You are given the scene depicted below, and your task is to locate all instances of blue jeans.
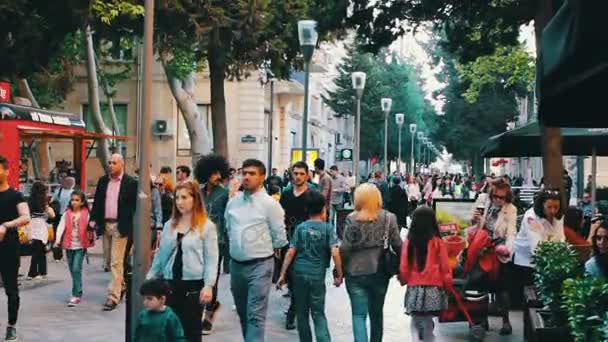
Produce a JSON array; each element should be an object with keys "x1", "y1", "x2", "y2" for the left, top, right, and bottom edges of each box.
[
  {"x1": 293, "y1": 273, "x2": 331, "y2": 342},
  {"x1": 66, "y1": 249, "x2": 86, "y2": 297},
  {"x1": 230, "y1": 257, "x2": 274, "y2": 342},
  {"x1": 346, "y1": 274, "x2": 390, "y2": 342}
]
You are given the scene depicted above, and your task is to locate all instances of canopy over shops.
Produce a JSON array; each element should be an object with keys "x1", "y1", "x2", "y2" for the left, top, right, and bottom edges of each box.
[{"x1": 480, "y1": 121, "x2": 608, "y2": 158}]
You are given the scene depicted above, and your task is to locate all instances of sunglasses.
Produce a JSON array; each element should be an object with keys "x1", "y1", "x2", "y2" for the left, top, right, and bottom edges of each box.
[{"x1": 492, "y1": 194, "x2": 507, "y2": 200}]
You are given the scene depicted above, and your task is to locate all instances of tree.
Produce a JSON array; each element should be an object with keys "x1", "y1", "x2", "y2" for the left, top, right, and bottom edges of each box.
[
  {"x1": 156, "y1": 0, "x2": 348, "y2": 163},
  {"x1": 348, "y1": 0, "x2": 564, "y2": 189},
  {"x1": 324, "y1": 42, "x2": 440, "y2": 166}
]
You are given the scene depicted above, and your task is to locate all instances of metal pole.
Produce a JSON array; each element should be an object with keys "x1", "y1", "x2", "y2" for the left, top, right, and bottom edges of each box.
[
  {"x1": 397, "y1": 125, "x2": 402, "y2": 174},
  {"x1": 268, "y1": 80, "x2": 274, "y2": 170},
  {"x1": 410, "y1": 134, "x2": 415, "y2": 175},
  {"x1": 417, "y1": 140, "x2": 421, "y2": 174},
  {"x1": 301, "y1": 61, "x2": 310, "y2": 162},
  {"x1": 130, "y1": 0, "x2": 153, "y2": 339},
  {"x1": 592, "y1": 146, "x2": 597, "y2": 215},
  {"x1": 354, "y1": 96, "x2": 361, "y2": 185},
  {"x1": 384, "y1": 112, "x2": 388, "y2": 176}
]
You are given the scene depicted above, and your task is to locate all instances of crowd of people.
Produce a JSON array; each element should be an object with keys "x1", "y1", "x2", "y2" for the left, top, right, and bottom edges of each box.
[{"x1": 1, "y1": 152, "x2": 607, "y2": 341}]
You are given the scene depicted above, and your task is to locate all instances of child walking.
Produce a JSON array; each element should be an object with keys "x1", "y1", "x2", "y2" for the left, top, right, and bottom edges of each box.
[
  {"x1": 55, "y1": 190, "x2": 94, "y2": 306},
  {"x1": 135, "y1": 279, "x2": 185, "y2": 341},
  {"x1": 276, "y1": 190, "x2": 343, "y2": 342},
  {"x1": 399, "y1": 207, "x2": 453, "y2": 341},
  {"x1": 27, "y1": 181, "x2": 55, "y2": 279}
]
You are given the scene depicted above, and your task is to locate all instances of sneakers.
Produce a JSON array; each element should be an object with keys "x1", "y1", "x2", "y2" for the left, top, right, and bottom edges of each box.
[
  {"x1": 202, "y1": 320, "x2": 213, "y2": 335},
  {"x1": 5, "y1": 326, "x2": 17, "y2": 341},
  {"x1": 68, "y1": 297, "x2": 81, "y2": 307}
]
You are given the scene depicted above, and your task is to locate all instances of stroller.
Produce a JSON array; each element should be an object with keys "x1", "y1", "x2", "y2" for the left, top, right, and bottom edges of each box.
[{"x1": 440, "y1": 228, "x2": 504, "y2": 341}]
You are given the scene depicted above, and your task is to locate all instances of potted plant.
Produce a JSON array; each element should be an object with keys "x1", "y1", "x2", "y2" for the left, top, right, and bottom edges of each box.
[
  {"x1": 528, "y1": 241, "x2": 580, "y2": 341},
  {"x1": 561, "y1": 276, "x2": 608, "y2": 342}
]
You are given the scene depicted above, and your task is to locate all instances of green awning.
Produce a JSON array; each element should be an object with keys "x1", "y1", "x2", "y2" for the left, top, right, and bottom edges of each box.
[
  {"x1": 480, "y1": 121, "x2": 608, "y2": 157},
  {"x1": 538, "y1": 0, "x2": 608, "y2": 127}
]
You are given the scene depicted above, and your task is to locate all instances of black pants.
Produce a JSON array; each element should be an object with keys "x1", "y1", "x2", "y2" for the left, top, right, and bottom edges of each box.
[
  {"x1": 28, "y1": 239, "x2": 47, "y2": 277},
  {"x1": 169, "y1": 280, "x2": 204, "y2": 342},
  {"x1": 509, "y1": 262, "x2": 535, "y2": 309},
  {"x1": 0, "y1": 236, "x2": 20, "y2": 325},
  {"x1": 52, "y1": 221, "x2": 63, "y2": 260}
]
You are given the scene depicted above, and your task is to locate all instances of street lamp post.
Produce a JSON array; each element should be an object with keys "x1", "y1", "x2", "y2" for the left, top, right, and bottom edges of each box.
[
  {"x1": 352, "y1": 72, "x2": 366, "y2": 185},
  {"x1": 297, "y1": 20, "x2": 318, "y2": 163},
  {"x1": 381, "y1": 98, "x2": 392, "y2": 177},
  {"x1": 409, "y1": 123, "x2": 417, "y2": 175},
  {"x1": 395, "y1": 113, "x2": 404, "y2": 173},
  {"x1": 416, "y1": 131, "x2": 424, "y2": 173}
]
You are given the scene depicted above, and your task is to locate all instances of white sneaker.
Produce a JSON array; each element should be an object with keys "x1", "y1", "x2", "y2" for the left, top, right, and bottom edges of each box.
[{"x1": 33, "y1": 275, "x2": 43, "y2": 280}]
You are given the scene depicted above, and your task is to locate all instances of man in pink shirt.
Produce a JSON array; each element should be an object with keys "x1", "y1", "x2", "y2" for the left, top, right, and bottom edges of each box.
[{"x1": 90, "y1": 154, "x2": 138, "y2": 311}]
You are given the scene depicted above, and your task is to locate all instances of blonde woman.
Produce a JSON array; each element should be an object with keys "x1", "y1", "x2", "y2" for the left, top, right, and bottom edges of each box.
[
  {"x1": 340, "y1": 183, "x2": 403, "y2": 342},
  {"x1": 147, "y1": 180, "x2": 219, "y2": 342}
]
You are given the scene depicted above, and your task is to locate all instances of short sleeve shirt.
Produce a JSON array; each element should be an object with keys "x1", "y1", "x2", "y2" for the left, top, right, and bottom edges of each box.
[
  {"x1": 290, "y1": 220, "x2": 337, "y2": 279},
  {"x1": 0, "y1": 188, "x2": 26, "y2": 241}
]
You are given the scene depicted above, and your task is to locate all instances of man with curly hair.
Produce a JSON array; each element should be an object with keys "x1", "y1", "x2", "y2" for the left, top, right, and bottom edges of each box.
[{"x1": 194, "y1": 154, "x2": 230, "y2": 335}]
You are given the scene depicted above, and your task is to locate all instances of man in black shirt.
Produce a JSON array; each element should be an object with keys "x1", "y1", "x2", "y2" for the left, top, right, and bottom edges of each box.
[
  {"x1": 278, "y1": 161, "x2": 312, "y2": 330},
  {"x1": 0, "y1": 155, "x2": 30, "y2": 341}
]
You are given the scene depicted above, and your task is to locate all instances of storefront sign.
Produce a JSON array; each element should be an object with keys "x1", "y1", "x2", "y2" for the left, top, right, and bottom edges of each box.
[
  {"x1": 0, "y1": 81, "x2": 10, "y2": 103},
  {"x1": 241, "y1": 135, "x2": 257, "y2": 143},
  {"x1": 341, "y1": 149, "x2": 353, "y2": 161},
  {"x1": 290, "y1": 149, "x2": 319, "y2": 167}
]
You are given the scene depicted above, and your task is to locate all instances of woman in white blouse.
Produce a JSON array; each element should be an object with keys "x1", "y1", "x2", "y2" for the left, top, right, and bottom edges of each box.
[{"x1": 512, "y1": 189, "x2": 565, "y2": 302}]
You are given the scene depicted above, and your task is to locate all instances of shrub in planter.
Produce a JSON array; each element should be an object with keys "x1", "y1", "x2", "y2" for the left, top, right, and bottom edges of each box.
[
  {"x1": 561, "y1": 276, "x2": 608, "y2": 342},
  {"x1": 533, "y1": 241, "x2": 581, "y2": 324}
]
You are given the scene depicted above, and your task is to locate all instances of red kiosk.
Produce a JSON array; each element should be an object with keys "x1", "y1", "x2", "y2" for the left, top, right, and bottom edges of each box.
[{"x1": 0, "y1": 103, "x2": 128, "y2": 191}]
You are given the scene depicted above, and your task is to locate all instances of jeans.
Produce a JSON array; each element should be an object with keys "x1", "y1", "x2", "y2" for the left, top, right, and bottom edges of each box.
[
  {"x1": 27, "y1": 239, "x2": 47, "y2": 277},
  {"x1": 66, "y1": 249, "x2": 86, "y2": 297},
  {"x1": 329, "y1": 203, "x2": 343, "y2": 226},
  {"x1": 293, "y1": 273, "x2": 331, "y2": 342},
  {"x1": 346, "y1": 274, "x2": 390, "y2": 342},
  {"x1": 0, "y1": 236, "x2": 20, "y2": 325},
  {"x1": 230, "y1": 257, "x2": 274, "y2": 342}
]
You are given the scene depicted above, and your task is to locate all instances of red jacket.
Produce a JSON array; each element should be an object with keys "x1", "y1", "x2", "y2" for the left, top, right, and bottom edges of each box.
[
  {"x1": 399, "y1": 237, "x2": 453, "y2": 288},
  {"x1": 564, "y1": 226, "x2": 588, "y2": 246},
  {"x1": 58, "y1": 209, "x2": 94, "y2": 249}
]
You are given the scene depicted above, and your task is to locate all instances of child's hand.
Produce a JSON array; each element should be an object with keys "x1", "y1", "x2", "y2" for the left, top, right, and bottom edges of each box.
[
  {"x1": 276, "y1": 275, "x2": 286, "y2": 290},
  {"x1": 333, "y1": 276, "x2": 343, "y2": 287},
  {"x1": 199, "y1": 286, "x2": 213, "y2": 304}
]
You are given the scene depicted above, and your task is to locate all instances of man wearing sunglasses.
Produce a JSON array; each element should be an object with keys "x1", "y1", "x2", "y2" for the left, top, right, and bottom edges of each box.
[{"x1": 90, "y1": 153, "x2": 138, "y2": 311}]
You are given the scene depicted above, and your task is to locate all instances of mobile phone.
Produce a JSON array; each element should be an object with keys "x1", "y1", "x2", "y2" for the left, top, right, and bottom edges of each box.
[{"x1": 476, "y1": 207, "x2": 485, "y2": 216}]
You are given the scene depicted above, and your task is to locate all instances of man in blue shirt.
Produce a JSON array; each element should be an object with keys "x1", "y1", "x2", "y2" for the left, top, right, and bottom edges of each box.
[
  {"x1": 277, "y1": 190, "x2": 343, "y2": 342},
  {"x1": 225, "y1": 159, "x2": 288, "y2": 342}
]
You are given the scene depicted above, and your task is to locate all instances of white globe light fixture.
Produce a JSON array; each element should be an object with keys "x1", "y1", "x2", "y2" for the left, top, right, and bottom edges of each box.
[
  {"x1": 297, "y1": 20, "x2": 318, "y2": 163},
  {"x1": 351, "y1": 71, "x2": 367, "y2": 185},
  {"x1": 381, "y1": 98, "x2": 392, "y2": 176}
]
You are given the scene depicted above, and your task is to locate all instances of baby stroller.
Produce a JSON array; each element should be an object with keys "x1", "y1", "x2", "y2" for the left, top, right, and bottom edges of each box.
[{"x1": 440, "y1": 228, "x2": 503, "y2": 341}]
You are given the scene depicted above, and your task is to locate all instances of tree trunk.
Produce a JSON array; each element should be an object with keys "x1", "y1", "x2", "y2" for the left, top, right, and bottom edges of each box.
[
  {"x1": 535, "y1": 0, "x2": 564, "y2": 196},
  {"x1": 160, "y1": 57, "x2": 212, "y2": 165},
  {"x1": 97, "y1": 56, "x2": 123, "y2": 155},
  {"x1": 16, "y1": 78, "x2": 53, "y2": 179},
  {"x1": 84, "y1": 25, "x2": 111, "y2": 168},
  {"x1": 207, "y1": 30, "x2": 229, "y2": 158}
]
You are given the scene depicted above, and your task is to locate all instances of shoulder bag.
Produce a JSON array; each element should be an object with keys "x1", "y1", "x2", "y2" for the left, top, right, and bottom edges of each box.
[{"x1": 381, "y1": 211, "x2": 400, "y2": 277}]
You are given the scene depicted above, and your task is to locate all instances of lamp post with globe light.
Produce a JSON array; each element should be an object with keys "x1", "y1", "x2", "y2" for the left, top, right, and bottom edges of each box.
[
  {"x1": 352, "y1": 72, "x2": 366, "y2": 184},
  {"x1": 409, "y1": 123, "x2": 417, "y2": 175},
  {"x1": 297, "y1": 20, "x2": 318, "y2": 162},
  {"x1": 416, "y1": 131, "x2": 424, "y2": 173},
  {"x1": 381, "y1": 98, "x2": 392, "y2": 177},
  {"x1": 395, "y1": 113, "x2": 405, "y2": 173}
]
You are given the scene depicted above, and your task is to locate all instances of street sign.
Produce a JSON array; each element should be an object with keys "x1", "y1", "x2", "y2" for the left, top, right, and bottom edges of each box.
[
  {"x1": 341, "y1": 149, "x2": 353, "y2": 161},
  {"x1": 291, "y1": 148, "x2": 319, "y2": 166},
  {"x1": 240, "y1": 135, "x2": 257, "y2": 143}
]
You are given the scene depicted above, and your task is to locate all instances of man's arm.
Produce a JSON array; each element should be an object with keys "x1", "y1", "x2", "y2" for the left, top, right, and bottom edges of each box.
[
  {"x1": 4, "y1": 202, "x2": 30, "y2": 229},
  {"x1": 267, "y1": 199, "x2": 288, "y2": 250}
]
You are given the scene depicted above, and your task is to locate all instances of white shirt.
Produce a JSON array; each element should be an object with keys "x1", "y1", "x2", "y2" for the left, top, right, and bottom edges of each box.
[
  {"x1": 408, "y1": 183, "x2": 421, "y2": 201},
  {"x1": 513, "y1": 207, "x2": 565, "y2": 268},
  {"x1": 225, "y1": 189, "x2": 288, "y2": 262}
]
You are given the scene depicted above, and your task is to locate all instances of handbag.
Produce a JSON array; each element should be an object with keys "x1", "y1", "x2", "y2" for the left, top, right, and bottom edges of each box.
[
  {"x1": 381, "y1": 211, "x2": 400, "y2": 277},
  {"x1": 47, "y1": 224, "x2": 55, "y2": 242},
  {"x1": 18, "y1": 224, "x2": 31, "y2": 245}
]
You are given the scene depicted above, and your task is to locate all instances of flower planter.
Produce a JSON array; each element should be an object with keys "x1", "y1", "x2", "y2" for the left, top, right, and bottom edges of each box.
[{"x1": 527, "y1": 308, "x2": 573, "y2": 342}]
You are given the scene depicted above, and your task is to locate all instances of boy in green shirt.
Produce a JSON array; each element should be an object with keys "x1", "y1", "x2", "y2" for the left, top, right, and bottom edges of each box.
[
  {"x1": 277, "y1": 191, "x2": 344, "y2": 342},
  {"x1": 135, "y1": 280, "x2": 185, "y2": 342}
]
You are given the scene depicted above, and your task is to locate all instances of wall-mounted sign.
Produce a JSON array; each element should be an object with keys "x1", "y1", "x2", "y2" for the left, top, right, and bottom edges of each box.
[
  {"x1": 290, "y1": 149, "x2": 319, "y2": 167},
  {"x1": 241, "y1": 135, "x2": 257, "y2": 143},
  {"x1": 341, "y1": 149, "x2": 353, "y2": 161}
]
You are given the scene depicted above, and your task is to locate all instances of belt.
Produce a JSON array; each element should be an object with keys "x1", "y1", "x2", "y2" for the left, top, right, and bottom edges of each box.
[
  {"x1": 105, "y1": 218, "x2": 118, "y2": 223},
  {"x1": 231, "y1": 255, "x2": 273, "y2": 265}
]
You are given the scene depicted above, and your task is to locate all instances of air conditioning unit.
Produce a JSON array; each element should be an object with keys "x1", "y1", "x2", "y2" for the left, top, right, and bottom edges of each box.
[{"x1": 152, "y1": 119, "x2": 173, "y2": 137}]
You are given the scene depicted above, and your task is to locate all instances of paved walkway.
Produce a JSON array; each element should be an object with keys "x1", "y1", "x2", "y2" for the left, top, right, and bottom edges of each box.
[{"x1": 0, "y1": 244, "x2": 523, "y2": 341}]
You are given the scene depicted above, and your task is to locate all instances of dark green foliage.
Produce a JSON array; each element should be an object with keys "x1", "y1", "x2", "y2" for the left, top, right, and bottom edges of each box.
[
  {"x1": 561, "y1": 276, "x2": 608, "y2": 342},
  {"x1": 323, "y1": 43, "x2": 440, "y2": 161}
]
